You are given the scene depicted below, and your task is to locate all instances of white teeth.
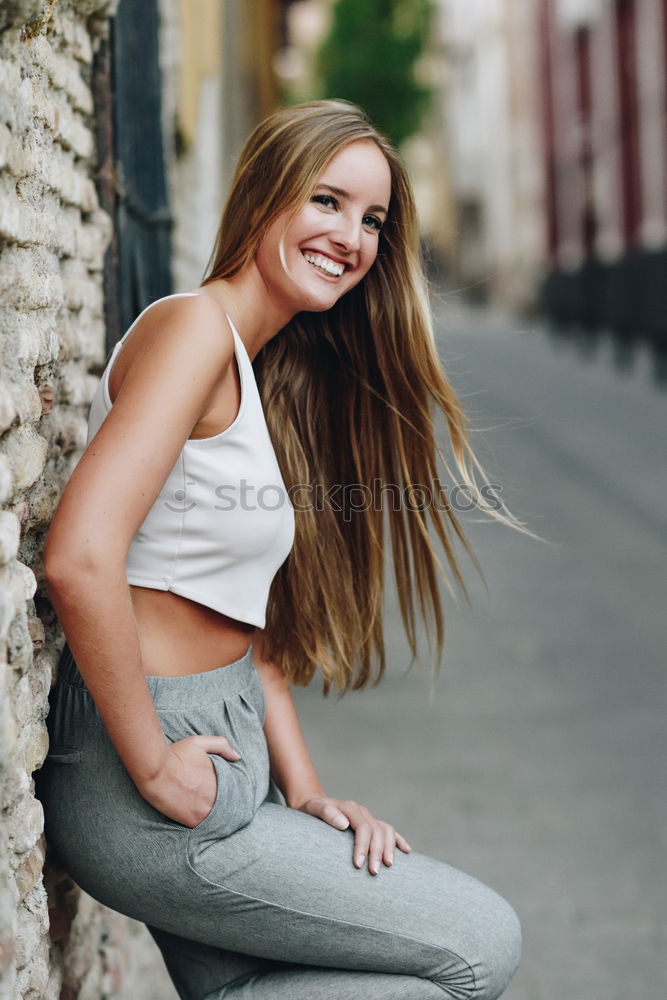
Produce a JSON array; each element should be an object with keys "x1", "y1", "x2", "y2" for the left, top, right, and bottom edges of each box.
[{"x1": 302, "y1": 251, "x2": 345, "y2": 277}]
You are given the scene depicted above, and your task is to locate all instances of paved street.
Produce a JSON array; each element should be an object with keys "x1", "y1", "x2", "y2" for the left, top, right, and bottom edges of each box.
[
  {"x1": 136, "y1": 298, "x2": 666, "y2": 999},
  {"x1": 291, "y1": 298, "x2": 667, "y2": 1000}
]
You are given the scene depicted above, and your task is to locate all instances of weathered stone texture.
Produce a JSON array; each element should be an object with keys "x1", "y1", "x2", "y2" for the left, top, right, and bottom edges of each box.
[{"x1": 0, "y1": 2, "x2": 173, "y2": 998}]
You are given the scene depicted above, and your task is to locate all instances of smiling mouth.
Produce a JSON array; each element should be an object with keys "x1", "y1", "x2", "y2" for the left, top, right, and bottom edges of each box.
[{"x1": 301, "y1": 251, "x2": 347, "y2": 278}]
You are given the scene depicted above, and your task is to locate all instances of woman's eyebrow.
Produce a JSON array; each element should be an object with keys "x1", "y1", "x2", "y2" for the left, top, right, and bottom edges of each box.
[{"x1": 316, "y1": 183, "x2": 388, "y2": 216}]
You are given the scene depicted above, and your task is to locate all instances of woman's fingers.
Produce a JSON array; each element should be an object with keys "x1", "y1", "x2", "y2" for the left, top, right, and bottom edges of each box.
[
  {"x1": 321, "y1": 801, "x2": 350, "y2": 829},
  {"x1": 395, "y1": 831, "x2": 412, "y2": 853},
  {"x1": 367, "y1": 821, "x2": 397, "y2": 874},
  {"x1": 341, "y1": 801, "x2": 411, "y2": 874},
  {"x1": 381, "y1": 825, "x2": 397, "y2": 868},
  {"x1": 297, "y1": 796, "x2": 412, "y2": 873},
  {"x1": 353, "y1": 816, "x2": 373, "y2": 871},
  {"x1": 194, "y1": 733, "x2": 241, "y2": 761},
  {"x1": 342, "y1": 802, "x2": 381, "y2": 874},
  {"x1": 298, "y1": 796, "x2": 350, "y2": 829}
]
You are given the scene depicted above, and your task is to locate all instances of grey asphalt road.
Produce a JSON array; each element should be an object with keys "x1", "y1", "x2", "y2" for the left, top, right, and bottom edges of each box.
[{"x1": 134, "y1": 298, "x2": 666, "y2": 999}]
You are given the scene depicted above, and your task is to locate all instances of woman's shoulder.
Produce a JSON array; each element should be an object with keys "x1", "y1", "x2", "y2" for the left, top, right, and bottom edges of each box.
[
  {"x1": 134, "y1": 290, "x2": 230, "y2": 333},
  {"x1": 122, "y1": 290, "x2": 234, "y2": 362},
  {"x1": 108, "y1": 291, "x2": 235, "y2": 406}
]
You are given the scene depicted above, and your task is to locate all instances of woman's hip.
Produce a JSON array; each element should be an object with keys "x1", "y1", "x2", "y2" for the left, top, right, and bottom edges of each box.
[{"x1": 35, "y1": 642, "x2": 272, "y2": 907}]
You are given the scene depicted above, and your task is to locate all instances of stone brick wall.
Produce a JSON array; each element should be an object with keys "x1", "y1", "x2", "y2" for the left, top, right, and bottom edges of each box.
[{"x1": 0, "y1": 2, "x2": 175, "y2": 997}]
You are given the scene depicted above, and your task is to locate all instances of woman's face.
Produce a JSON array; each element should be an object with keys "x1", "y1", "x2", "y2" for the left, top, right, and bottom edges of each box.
[{"x1": 255, "y1": 139, "x2": 392, "y2": 313}]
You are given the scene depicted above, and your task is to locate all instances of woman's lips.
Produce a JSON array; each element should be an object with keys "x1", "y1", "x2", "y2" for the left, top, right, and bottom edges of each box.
[{"x1": 301, "y1": 250, "x2": 347, "y2": 279}]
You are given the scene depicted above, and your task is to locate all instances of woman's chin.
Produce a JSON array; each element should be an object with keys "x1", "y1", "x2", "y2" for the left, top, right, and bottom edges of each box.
[{"x1": 296, "y1": 289, "x2": 345, "y2": 313}]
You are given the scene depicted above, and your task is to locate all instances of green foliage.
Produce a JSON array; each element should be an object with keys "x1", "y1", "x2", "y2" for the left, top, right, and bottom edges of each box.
[{"x1": 316, "y1": 0, "x2": 434, "y2": 149}]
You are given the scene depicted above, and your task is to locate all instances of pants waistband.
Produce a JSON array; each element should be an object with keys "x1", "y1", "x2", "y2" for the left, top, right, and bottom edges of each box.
[{"x1": 57, "y1": 642, "x2": 258, "y2": 708}]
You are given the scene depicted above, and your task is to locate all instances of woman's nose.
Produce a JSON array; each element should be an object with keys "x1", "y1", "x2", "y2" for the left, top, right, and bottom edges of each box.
[{"x1": 330, "y1": 215, "x2": 362, "y2": 252}]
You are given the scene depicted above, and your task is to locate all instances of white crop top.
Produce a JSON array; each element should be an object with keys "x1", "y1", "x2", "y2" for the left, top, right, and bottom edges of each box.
[{"x1": 86, "y1": 293, "x2": 295, "y2": 628}]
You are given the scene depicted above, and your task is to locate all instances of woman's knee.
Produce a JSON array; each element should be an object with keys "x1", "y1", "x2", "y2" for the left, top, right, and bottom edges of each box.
[
  {"x1": 430, "y1": 887, "x2": 522, "y2": 1000},
  {"x1": 477, "y1": 894, "x2": 522, "y2": 999},
  {"x1": 469, "y1": 892, "x2": 522, "y2": 1000}
]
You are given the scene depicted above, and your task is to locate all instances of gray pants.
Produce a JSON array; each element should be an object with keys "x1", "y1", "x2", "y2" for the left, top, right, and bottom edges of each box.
[{"x1": 35, "y1": 643, "x2": 521, "y2": 999}]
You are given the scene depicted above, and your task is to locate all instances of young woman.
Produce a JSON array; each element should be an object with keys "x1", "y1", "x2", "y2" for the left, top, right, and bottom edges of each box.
[{"x1": 37, "y1": 101, "x2": 526, "y2": 999}]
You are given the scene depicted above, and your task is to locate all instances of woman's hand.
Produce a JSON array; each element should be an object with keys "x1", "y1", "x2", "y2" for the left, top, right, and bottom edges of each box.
[
  {"x1": 139, "y1": 734, "x2": 241, "y2": 828},
  {"x1": 297, "y1": 796, "x2": 412, "y2": 874}
]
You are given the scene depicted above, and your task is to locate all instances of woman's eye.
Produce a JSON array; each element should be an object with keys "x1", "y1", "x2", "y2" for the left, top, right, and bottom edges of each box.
[
  {"x1": 312, "y1": 194, "x2": 338, "y2": 210},
  {"x1": 363, "y1": 215, "x2": 383, "y2": 232},
  {"x1": 311, "y1": 195, "x2": 383, "y2": 233}
]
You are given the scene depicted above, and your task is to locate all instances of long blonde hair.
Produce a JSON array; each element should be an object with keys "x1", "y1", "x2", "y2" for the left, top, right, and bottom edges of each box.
[{"x1": 202, "y1": 100, "x2": 536, "y2": 695}]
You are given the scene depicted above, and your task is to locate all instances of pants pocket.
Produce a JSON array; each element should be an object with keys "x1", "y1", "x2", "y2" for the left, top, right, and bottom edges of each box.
[
  {"x1": 44, "y1": 746, "x2": 82, "y2": 764},
  {"x1": 184, "y1": 751, "x2": 226, "y2": 832},
  {"x1": 44, "y1": 681, "x2": 86, "y2": 756},
  {"x1": 189, "y1": 752, "x2": 260, "y2": 849},
  {"x1": 151, "y1": 677, "x2": 272, "y2": 845},
  {"x1": 155, "y1": 706, "x2": 260, "y2": 841}
]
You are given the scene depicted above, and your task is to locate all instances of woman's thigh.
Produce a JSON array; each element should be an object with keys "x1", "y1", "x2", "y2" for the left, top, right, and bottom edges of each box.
[
  {"x1": 165, "y1": 797, "x2": 520, "y2": 1000},
  {"x1": 37, "y1": 647, "x2": 520, "y2": 998},
  {"x1": 147, "y1": 924, "x2": 467, "y2": 1000}
]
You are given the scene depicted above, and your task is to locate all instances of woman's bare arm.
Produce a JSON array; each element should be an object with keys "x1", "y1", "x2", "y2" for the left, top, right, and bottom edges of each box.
[
  {"x1": 251, "y1": 631, "x2": 412, "y2": 873},
  {"x1": 251, "y1": 632, "x2": 326, "y2": 809},
  {"x1": 44, "y1": 294, "x2": 240, "y2": 823}
]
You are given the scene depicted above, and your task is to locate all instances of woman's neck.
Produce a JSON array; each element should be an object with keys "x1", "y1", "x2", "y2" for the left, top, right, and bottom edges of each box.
[{"x1": 201, "y1": 269, "x2": 296, "y2": 362}]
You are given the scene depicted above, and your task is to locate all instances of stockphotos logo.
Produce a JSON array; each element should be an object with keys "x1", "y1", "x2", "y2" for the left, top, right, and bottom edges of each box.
[{"x1": 163, "y1": 479, "x2": 504, "y2": 522}]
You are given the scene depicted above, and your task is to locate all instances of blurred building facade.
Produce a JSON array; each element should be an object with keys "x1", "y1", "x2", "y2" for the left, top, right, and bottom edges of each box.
[
  {"x1": 160, "y1": 0, "x2": 281, "y2": 294},
  {"x1": 540, "y1": 0, "x2": 667, "y2": 359},
  {"x1": 97, "y1": 0, "x2": 284, "y2": 346},
  {"x1": 434, "y1": 0, "x2": 546, "y2": 310},
  {"x1": 273, "y1": 0, "x2": 461, "y2": 283}
]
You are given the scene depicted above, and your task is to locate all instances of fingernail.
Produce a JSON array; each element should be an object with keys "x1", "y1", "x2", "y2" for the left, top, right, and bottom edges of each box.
[
  {"x1": 388, "y1": 854, "x2": 394, "y2": 866},
  {"x1": 370, "y1": 861, "x2": 379, "y2": 875},
  {"x1": 356, "y1": 855, "x2": 364, "y2": 867},
  {"x1": 333, "y1": 816, "x2": 348, "y2": 829}
]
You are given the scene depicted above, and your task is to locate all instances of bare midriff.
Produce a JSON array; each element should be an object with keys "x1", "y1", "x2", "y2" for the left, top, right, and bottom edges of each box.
[{"x1": 130, "y1": 586, "x2": 256, "y2": 677}]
